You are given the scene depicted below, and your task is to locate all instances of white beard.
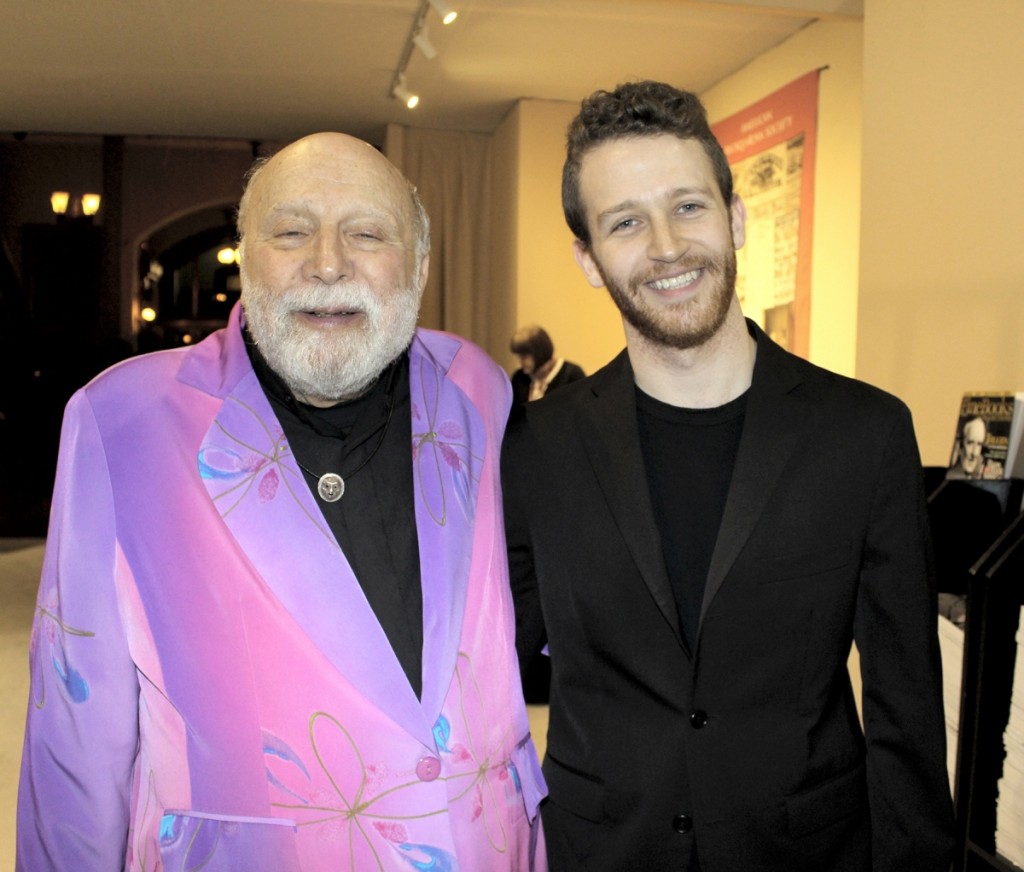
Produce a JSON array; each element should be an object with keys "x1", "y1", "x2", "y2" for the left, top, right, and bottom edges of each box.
[{"x1": 242, "y1": 274, "x2": 422, "y2": 403}]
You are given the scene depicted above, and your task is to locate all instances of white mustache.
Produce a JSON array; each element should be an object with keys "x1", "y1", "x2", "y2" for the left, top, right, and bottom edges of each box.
[{"x1": 274, "y1": 282, "x2": 380, "y2": 316}]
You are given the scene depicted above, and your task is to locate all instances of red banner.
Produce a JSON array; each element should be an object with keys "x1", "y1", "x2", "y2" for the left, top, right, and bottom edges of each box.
[{"x1": 711, "y1": 70, "x2": 821, "y2": 359}]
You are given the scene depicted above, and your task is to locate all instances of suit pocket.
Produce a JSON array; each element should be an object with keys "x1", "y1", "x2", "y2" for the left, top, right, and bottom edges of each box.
[
  {"x1": 756, "y1": 540, "x2": 855, "y2": 585},
  {"x1": 785, "y1": 762, "x2": 867, "y2": 838},
  {"x1": 158, "y1": 811, "x2": 298, "y2": 870},
  {"x1": 543, "y1": 753, "x2": 608, "y2": 823}
]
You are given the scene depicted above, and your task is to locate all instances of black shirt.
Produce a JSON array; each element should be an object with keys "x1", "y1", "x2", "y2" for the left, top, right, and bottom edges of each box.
[
  {"x1": 637, "y1": 387, "x2": 746, "y2": 650},
  {"x1": 246, "y1": 336, "x2": 424, "y2": 697}
]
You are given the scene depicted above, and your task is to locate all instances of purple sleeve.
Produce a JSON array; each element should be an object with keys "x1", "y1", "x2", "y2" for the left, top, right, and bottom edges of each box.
[{"x1": 17, "y1": 389, "x2": 142, "y2": 871}]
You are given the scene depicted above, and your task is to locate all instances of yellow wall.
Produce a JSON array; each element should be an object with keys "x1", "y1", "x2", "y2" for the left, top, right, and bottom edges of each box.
[
  {"x1": 858, "y1": 0, "x2": 1024, "y2": 466},
  {"x1": 492, "y1": 100, "x2": 625, "y2": 376},
  {"x1": 701, "y1": 19, "x2": 864, "y2": 378}
]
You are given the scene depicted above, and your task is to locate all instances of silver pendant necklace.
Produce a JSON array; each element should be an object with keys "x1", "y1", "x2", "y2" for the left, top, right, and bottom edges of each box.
[
  {"x1": 294, "y1": 407, "x2": 394, "y2": 502},
  {"x1": 292, "y1": 379, "x2": 397, "y2": 503}
]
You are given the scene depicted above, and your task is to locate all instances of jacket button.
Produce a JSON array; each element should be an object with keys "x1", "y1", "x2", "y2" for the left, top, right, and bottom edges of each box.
[
  {"x1": 415, "y1": 756, "x2": 441, "y2": 782},
  {"x1": 690, "y1": 709, "x2": 708, "y2": 729},
  {"x1": 672, "y1": 814, "x2": 693, "y2": 834}
]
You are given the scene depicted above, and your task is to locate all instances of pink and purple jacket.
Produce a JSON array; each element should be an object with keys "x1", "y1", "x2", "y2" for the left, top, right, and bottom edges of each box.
[{"x1": 17, "y1": 305, "x2": 546, "y2": 871}]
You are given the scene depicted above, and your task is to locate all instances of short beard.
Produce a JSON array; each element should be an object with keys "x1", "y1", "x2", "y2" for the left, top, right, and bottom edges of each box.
[
  {"x1": 601, "y1": 251, "x2": 737, "y2": 351},
  {"x1": 242, "y1": 273, "x2": 422, "y2": 403}
]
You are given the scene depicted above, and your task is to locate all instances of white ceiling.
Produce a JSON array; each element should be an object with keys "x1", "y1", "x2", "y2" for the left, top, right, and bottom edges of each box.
[{"x1": 0, "y1": 0, "x2": 862, "y2": 145}]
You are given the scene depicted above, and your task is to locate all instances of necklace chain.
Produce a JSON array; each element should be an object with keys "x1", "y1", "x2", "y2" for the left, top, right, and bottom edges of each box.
[{"x1": 290, "y1": 381, "x2": 397, "y2": 503}]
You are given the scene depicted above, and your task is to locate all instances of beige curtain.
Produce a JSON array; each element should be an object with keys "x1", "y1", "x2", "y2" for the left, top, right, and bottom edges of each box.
[{"x1": 384, "y1": 125, "x2": 511, "y2": 363}]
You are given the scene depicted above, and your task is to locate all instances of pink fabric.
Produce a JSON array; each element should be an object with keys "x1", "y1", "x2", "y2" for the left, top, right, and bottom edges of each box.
[{"x1": 18, "y1": 305, "x2": 546, "y2": 871}]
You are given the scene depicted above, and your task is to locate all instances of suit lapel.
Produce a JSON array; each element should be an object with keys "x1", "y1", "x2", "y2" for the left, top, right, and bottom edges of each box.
[
  {"x1": 578, "y1": 353, "x2": 686, "y2": 650},
  {"x1": 407, "y1": 333, "x2": 482, "y2": 730},
  {"x1": 198, "y1": 368, "x2": 434, "y2": 744},
  {"x1": 191, "y1": 319, "x2": 479, "y2": 749},
  {"x1": 700, "y1": 325, "x2": 806, "y2": 628}
]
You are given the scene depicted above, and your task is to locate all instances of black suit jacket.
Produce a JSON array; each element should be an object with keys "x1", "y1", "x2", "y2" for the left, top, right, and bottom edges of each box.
[{"x1": 502, "y1": 322, "x2": 954, "y2": 872}]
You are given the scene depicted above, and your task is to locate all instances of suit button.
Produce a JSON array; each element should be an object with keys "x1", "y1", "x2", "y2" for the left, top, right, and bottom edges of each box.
[
  {"x1": 690, "y1": 709, "x2": 708, "y2": 729},
  {"x1": 672, "y1": 814, "x2": 693, "y2": 834},
  {"x1": 415, "y1": 756, "x2": 441, "y2": 782}
]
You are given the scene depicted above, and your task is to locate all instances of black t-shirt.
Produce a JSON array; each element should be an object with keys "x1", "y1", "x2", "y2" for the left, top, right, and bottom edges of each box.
[{"x1": 636, "y1": 387, "x2": 747, "y2": 649}]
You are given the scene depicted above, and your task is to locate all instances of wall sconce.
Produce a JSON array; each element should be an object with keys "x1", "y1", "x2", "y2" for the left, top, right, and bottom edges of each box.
[
  {"x1": 216, "y1": 245, "x2": 240, "y2": 265},
  {"x1": 51, "y1": 191, "x2": 101, "y2": 218},
  {"x1": 50, "y1": 191, "x2": 70, "y2": 215}
]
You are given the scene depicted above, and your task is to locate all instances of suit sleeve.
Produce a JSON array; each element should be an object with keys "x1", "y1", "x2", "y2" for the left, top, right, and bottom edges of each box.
[
  {"x1": 854, "y1": 403, "x2": 955, "y2": 871},
  {"x1": 500, "y1": 406, "x2": 547, "y2": 678},
  {"x1": 17, "y1": 391, "x2": 141, "y2": 871}
]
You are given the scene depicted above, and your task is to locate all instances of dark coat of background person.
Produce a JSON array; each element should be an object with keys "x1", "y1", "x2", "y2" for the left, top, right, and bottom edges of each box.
[
  {"x1": 503, "y1": 320, "x2": 954, "y2": 872},
  {"x1": 511, "y1": 360, "x2": 587, "y2": 407}
]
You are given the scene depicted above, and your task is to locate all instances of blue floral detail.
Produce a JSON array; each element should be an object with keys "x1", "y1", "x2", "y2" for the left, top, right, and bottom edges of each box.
[
  {"x1": 197, "y1": 446, "x2": 248, "y2": 480},
  {"x1": 159, "y1": 814, "x2": 180, "y2": 844},
  {"x1": 432, "y1": 714, "x2": 452, "y2": 754},
  {"x1": 263, "y1": 729, "x2": 310, "y2": 804},
  {"x1": 31, "y1": 598, "x2": 94, "y2": 710},
  {"x1": 508, "y1": 761, "x2": 522, "y2": 794},
  {"x1": 397, "y1": 842, "x2": 457, "y2": 871},
  {"x1": 51, "y1": 651, "x2": 89, "y2": 702}
]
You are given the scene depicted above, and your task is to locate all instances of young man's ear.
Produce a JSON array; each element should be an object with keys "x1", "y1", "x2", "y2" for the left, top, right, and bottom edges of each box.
[{"x1": 573, "y1": 239, "x2": 606, "y2": 289}]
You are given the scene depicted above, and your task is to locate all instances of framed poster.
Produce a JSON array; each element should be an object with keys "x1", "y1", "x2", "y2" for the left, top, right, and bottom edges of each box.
[{"x1": 711, "y1": 70, "x2": 821, "y2": 359}]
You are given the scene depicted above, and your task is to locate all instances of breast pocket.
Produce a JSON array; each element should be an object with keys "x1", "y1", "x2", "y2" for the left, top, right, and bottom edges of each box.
[{"x1": 755, "y1": 540, "x2": 856, "y2": 586}]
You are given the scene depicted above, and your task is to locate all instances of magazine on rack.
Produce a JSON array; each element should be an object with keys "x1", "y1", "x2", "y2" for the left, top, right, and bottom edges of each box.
[{"x1": 946, "y1": 391, "x2": 1024, "y2": 481}]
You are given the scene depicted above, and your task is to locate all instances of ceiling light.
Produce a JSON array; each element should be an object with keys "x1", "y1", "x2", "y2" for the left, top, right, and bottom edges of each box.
[
  {"x1": 428, "y1": 0, "x2": 457, "y2": 25},
  {"x1": 412, "y1": 28, "x2": 437, "y2": 60},
  {"x1": 392, "y1": 78, "x2": 420, "y2": 109}
]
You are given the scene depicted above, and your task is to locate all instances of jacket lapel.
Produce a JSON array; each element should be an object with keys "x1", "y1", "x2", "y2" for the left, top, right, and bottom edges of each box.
[
  {"x1": 407, "y1": 332, "x2": 482, "y2": 729},
  {"x1": 198, "y1": 366, "x2": 435, "y2": 744},
  {"x1": 191, "y1": 314, "x2": 477, "y2": 748},
  {"x1": 699, "y1": 323, "x2": 806, "y2": 628},
  {"x1": 577, "y1": 352, "x2": 686, "y2": 650}
]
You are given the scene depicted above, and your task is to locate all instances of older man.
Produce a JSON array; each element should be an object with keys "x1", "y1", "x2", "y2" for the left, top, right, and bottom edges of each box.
[{"x1": 18, "y1": 133, "x2": 545, "y2": 871}]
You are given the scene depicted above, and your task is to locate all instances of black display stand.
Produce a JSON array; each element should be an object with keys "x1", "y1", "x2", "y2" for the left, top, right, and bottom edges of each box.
[{"x1": 937, "y1": 476, "x2": 1024, "y2": 872}]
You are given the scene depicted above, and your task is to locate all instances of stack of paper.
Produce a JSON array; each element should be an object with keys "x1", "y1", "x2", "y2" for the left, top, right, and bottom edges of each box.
[{"x1": 938, "y1": 614, "x2": 964, "y2": 792}]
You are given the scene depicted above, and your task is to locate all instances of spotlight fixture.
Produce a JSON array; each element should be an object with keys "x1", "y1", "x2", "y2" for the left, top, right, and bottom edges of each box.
[
  {"x1": 412, "y1": 27, "x2": 437, "y2": 60},
  {"x1": 428, "y1": 0, "x2": 457, "y2": 25},
  {"x1": 392, "y1": 77, "x2": 420, "y2": 109}
]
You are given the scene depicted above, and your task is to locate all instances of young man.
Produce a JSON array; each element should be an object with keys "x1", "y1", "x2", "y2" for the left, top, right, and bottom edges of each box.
[
  {"x1": 502, "y1": 81, "x2": 954, "y2": 872},
  {"x1": 18, "y1": 132, "x2": 545, "y2": 871}
]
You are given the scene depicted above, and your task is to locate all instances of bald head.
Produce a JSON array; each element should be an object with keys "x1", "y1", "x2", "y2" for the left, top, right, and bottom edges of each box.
[{"x1": 237, "y1": 132, "x2": 429, "y2": 265}]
